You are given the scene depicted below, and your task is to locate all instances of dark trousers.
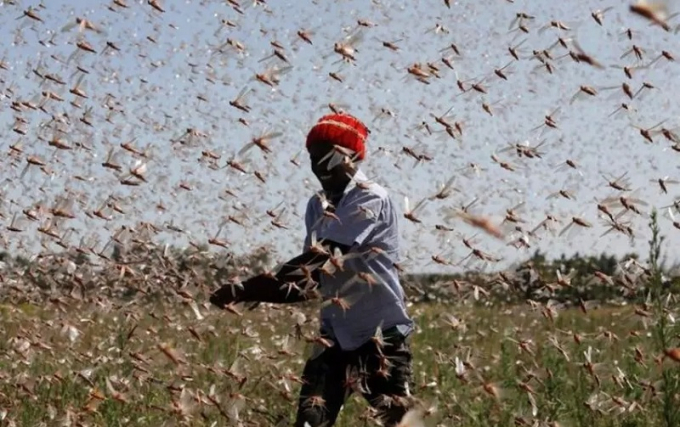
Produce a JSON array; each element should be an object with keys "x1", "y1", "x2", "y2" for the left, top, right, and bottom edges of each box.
[{"x1": 295, "y1": 330, "x2": 414, "y2": 427}]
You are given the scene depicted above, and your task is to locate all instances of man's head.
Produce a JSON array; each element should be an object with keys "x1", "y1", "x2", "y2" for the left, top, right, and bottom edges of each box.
[{"x1": 306, "y1": 113, "x2": 368, "y2": 194}]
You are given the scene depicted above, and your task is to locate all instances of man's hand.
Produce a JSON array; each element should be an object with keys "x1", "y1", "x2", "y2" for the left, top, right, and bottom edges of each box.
[
  {"x1": 210, "y1": 240, "x2": 350, "y2": 310},
  {"x1": 209, "y1": 284, "x2": 243, "y2": 309}
]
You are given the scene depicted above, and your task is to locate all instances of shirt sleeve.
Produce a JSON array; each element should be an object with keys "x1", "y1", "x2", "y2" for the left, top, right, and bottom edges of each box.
[{"x1": 316, "y1": 191, "x2": 382, "y2": 247}]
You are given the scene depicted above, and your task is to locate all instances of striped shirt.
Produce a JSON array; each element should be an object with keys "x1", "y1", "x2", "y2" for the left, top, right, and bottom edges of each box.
[{"x1": 303, "y1": 169, "x2": 414, "y2": 350}]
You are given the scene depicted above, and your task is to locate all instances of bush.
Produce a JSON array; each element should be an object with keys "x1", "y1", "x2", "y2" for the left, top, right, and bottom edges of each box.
[{"x1": 0, "y1": 241, "x2": 676, "y2": 307}]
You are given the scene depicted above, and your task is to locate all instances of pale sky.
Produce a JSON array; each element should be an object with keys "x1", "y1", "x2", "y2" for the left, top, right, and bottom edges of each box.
[{"x1": 0, "y1": 0, "x2": 679, "y2": 274}]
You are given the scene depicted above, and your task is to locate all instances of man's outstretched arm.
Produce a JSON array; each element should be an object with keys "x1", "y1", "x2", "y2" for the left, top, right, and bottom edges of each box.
[{"x1": 209, "y1": 240, "x2": 351, "y2": 307}]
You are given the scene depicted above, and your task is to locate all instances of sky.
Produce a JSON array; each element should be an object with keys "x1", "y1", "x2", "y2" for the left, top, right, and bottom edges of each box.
[{"x1": 0, "y1": 0, "x2": 679, "y2": 274}]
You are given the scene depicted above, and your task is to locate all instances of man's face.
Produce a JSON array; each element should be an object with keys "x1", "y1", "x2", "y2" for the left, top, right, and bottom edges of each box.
[{"x1": 308, "y1": 141, "x2": 353, "y2": 194}]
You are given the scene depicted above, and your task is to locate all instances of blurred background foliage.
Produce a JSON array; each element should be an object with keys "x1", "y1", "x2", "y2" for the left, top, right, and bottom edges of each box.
[{"x1": 1, "y1": 243, "x2": 677, "y2": 308}]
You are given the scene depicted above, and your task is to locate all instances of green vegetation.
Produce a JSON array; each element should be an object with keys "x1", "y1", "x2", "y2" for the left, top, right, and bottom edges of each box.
[
  {"x1": 1, "y1": 296, "x2": 679, "y2": 425},
  {"x1": 0, "y1": 215, "x2": 679, "y2": 425}
]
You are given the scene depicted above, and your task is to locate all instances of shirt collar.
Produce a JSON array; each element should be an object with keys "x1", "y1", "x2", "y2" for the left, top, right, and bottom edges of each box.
[
  {"x1": 321, "y1": 168, "x2": 368, "y2": 208},
  {"x1": 343, "y1": 168, "x2": 367, "y2": 195}
]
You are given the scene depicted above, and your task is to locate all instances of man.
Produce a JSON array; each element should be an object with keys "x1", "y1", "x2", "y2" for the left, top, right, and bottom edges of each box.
[{"x1": 210, "y1": 112, "x2": 415, "y2": 426}]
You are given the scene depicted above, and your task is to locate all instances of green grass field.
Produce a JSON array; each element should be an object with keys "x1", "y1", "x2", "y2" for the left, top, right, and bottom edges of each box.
[{"x1": 2, "y1": 296, "x2": 679, "y2": 427}]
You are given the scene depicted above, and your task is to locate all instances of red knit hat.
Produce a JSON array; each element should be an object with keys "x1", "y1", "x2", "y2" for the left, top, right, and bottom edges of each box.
[{"x1": 306, "y1": 113, "x2": 368, "y2": 160}]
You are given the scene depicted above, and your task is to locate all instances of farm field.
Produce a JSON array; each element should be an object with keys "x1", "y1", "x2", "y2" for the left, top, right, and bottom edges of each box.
[{"x1": 1, "y1": 291, "x2": 679, "y2": 427}]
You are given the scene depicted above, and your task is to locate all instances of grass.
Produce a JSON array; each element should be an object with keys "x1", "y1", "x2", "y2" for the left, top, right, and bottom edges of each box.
[
  {"x1": 0, "y1": 214, "x2": 677, "y2": 426},
  {"x1": 0, "y1": 298, "x2": 678, "y2": 426}
]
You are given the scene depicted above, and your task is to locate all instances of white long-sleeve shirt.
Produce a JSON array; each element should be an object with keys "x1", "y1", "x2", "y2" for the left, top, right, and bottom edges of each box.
[{"x1": 303, "y1": 169, "x2": 414, "y2": 351}]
